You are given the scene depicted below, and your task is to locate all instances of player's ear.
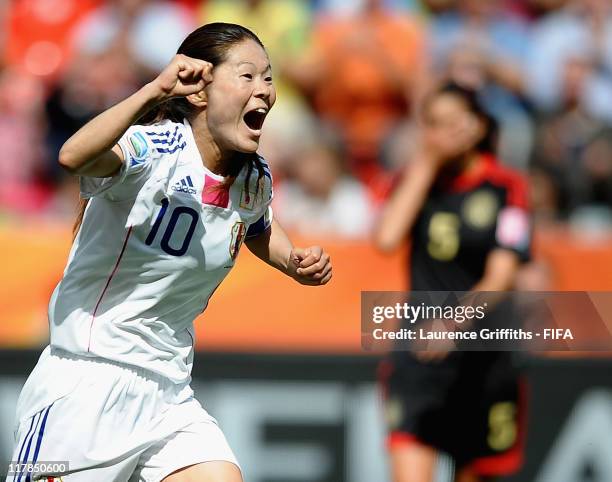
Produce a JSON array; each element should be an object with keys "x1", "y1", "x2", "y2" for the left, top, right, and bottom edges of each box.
[
  {"x1": 474, "y1": 117, "x2": 487, "y2": 142},
  {"x1": 186, "y1": 90, "x2": 207, "y2": 108},
  {"x1": 467, "y1": 114, "x2": 486, "y2": 143}
]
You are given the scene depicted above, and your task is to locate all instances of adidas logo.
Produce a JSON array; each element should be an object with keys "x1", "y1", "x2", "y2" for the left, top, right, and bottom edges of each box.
[{"x1": 171, "y1": 175, "x2": 197, "y2": 194}]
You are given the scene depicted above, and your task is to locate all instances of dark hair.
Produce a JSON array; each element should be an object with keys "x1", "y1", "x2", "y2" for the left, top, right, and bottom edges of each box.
[
  {"x1": 74, "y1": 23, "x2": 268, "y2": 238},
  {"x1": 422, "y1": 82, "x2": 499, "y2": 155},
  {"x1": 147, "y1": 22, "x2": 264, "y2": 125}
]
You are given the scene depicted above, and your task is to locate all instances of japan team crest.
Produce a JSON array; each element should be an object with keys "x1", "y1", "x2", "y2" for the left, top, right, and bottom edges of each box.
[{"x1": 229, "y1": 221, "x2": 247, "y2": 260}]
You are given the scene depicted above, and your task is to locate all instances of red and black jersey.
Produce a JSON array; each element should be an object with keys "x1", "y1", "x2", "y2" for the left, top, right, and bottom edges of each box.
[
  {"x1": 410, "y1": 154, "x2": 531, "y2": 291},
  {"x1": 381, "y1": 155, "x2": 531, "y2": 476}
]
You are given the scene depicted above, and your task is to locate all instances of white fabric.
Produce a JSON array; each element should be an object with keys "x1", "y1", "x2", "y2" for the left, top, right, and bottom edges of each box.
[
  {"x1": 6, "y1": 346, "x2": 239, "y2": 482},
  {"x1": 49, "y1": 118, "x2": 273, "y2": 384}
]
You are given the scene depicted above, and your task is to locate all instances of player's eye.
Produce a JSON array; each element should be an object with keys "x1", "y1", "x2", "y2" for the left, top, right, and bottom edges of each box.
[
  {"x1": 241, "y1": 73, "x2": 253, "y2": 80},
  {"x1": 265, "y1": 76, "x2": 273, "y2": 83}
]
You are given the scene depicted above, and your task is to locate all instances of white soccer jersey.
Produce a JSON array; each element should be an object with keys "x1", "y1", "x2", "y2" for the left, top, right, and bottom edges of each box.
[{"x1": 48, "y1": 118, "x2": 273, "y2": 383}]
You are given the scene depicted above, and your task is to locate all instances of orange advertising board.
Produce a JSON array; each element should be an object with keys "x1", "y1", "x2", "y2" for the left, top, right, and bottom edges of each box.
[{"x1": 0, "y1": 221, "x2": 610, "y2": 352}]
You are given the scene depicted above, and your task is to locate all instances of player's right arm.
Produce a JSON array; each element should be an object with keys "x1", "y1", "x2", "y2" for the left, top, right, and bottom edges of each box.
[
  {"x1": 374, "y1": 155, "x2": 439, "y2": 253},
  {"x1": 58, "y1": 55, "x2": 212, "y2": 177}
]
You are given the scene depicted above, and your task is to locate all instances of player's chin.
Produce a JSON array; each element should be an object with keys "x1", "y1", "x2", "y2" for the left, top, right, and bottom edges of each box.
[
  {"x1": 234, "y1": 127, "x2": 262, "y2": 153},
  {"x1": 234, "y1": 137, "x2": 260, "y2": 154}
]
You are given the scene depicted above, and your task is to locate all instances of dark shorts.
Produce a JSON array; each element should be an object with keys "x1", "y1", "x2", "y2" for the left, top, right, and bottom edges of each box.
[{"x1": 379, "y1": 351, "x2": 527, "y2": 476}]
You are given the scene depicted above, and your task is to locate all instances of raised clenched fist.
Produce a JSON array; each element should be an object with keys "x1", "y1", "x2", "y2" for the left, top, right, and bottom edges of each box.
[{"x1": 151, "y1": 54, "x2": 213, "y2": 101}]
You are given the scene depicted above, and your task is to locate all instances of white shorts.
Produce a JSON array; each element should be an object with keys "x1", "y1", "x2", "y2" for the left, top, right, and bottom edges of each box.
[{"x1": 5, "y1": 346, "x2": 239, "y2": 482}]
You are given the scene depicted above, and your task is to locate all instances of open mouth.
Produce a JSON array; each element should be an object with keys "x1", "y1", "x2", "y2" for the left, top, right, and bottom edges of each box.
[{"x1": 243, "y1": 108, "x2": 267, "y2": 132}]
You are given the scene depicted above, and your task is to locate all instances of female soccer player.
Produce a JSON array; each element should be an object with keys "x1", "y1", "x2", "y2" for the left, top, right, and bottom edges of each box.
[
  {"x1": 376, "y1": 83, "x2": 530, "y2": 482},
  {"x1": 7, "y1": 23, "x2": 331, "y2": 482}
]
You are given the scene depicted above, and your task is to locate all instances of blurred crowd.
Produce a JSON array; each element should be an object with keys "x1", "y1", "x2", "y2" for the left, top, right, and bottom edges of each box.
[{"x1": 1, "y1": 0, "x2": 611, "y2": 238}]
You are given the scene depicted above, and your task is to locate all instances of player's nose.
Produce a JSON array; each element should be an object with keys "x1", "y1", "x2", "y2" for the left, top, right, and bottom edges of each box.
[{"x1": 253, "y1": 78, "x2": 272, "y2": 103}]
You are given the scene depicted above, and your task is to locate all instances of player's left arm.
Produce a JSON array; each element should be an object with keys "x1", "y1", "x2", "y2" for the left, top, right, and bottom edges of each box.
[
  {"x1": 472, "y1": 249, "x2": 522, "y2": 291},
  {"x1": 460, "y1": 198, "x2": 532, "y2": 318},
  {"x1": 475, "y1": 170, "x2": 531, "y2": 291},
  {"x1": 245, "y1": 218, "x2": 332, "y2": 286}
]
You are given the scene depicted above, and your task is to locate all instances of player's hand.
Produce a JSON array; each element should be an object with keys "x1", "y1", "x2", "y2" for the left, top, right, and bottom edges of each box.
[
  {"x1": 150, "y1": 54, "x2": 213, "y2": 101},
  {"x1": 420, "y1": 112, "x2": 484, "y2": 168},
  {"x1": 289, "y1": 246, "x2": 332, "y2": 286}
]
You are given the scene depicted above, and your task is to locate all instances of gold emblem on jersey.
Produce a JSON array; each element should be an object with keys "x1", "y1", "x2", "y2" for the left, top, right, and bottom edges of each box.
[
  {"x1": 229, "y1": 221, "x2": 247, "y2": 260},
  {"x1": 462, "y1": 190, "x2": 499, "y2": 229}
]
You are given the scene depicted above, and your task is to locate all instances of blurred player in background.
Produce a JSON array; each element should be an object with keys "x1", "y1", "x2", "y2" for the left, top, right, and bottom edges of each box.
[
  {"x1": 6, "y1": 22, "x2": 331, "y2": 482},
  {"x1": 376, "y1": 83, "x2": 531, "y2": 482}
]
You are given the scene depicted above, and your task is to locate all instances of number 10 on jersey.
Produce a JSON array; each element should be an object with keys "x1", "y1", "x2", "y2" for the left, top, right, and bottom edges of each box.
[{"x1": 145, "y1": 198, "x2": 199, "y2": 256}]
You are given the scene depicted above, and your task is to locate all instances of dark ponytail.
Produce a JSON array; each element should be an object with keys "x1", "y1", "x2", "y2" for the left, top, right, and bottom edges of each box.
[{"x1": 73, "y1": 198, "x2": 88, "y2": 239}]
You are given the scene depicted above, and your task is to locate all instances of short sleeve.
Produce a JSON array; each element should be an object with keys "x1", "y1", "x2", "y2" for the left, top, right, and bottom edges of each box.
[
  {"x1": 494, "y1": 173, "x2": 531, "y2": 262},
  {"x1": 245, "y1": 156, "x2": 274, "y2": 239},
  {"x1": 79, "y1": 125, "x2": 157, "y2": 201},
  {"x1": 246, "y1": 206, "x2": 273, "y2": 239}
]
